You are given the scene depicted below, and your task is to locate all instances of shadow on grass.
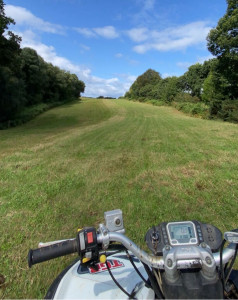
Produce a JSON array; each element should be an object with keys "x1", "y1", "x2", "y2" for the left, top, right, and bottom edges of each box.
[
  {"x1": 23, "y1": 104, "x2": 88, "y2": 132},
  {"x1": 0, "y1": 99, "x2": 83, "y2": 131}
]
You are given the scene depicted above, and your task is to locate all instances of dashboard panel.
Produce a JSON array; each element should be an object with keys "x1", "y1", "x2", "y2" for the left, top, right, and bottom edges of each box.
[{"x1": 145, "y1": 220, "x2": 223, "y2": 255}]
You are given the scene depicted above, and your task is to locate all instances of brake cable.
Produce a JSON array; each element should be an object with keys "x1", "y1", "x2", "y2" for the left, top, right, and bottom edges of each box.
[
  {"x1": 220, "y1": 237, "x2": 238, "y2": 292},
  {"x1": 225, "y1": 244, "x2": 238, "y2": 284},
  {"x1": 105, "y1": 243, "x2": 164, "y2": 298},
  {"x1": 105, "y1": 246, "x2": 156, "y2": 299},
  {"x1": 142, "y1": 262, "x2": 165, "y2": 299},
  {"x1": 220, "y1": 239, "x2": 226, "y2": 291},
  {"x1": 125, "y1": 249, "x2": 152, "y2": 289},
  {"x1": 105, "y1": 258, "x2": 135, "y2": 299}
]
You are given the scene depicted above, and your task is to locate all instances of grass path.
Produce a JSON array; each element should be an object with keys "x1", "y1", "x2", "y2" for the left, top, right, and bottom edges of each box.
[{"x1": 0, "y1": 98, "x2": 238, "y2": 298}]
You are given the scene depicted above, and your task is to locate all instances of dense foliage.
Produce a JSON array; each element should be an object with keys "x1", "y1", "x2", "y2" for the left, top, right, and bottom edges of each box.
[
  {"x1": 206, "y1": 0, "x2": 238, "y2": 102},
  {"x1": 0, "y1": 0, "x2": 85, "y2": 128},
  {"x1": 125, "y1": 0, "x2": 238, "y2": 122}
]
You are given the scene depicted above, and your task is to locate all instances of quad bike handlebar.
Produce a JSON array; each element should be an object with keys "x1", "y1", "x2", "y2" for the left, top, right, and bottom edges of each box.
[
  {"x1": 28, "y1": 239, "x2": 77, "y2": 267},
  {"x1": 27, "y1": 211, "x2": 238, "y2": 299},
  {"x1": 28, "y1": 228, "x2": 237, "y2": 271}
]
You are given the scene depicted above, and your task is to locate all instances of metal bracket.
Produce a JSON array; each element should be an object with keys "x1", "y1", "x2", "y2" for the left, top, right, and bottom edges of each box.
[{"x1": 104, "y1": 209, "x2": 125, "y2": 233}]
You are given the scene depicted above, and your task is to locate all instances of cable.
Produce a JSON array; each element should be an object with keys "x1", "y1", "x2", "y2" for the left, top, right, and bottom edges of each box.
[
  {"x1": 220, "y1": 239, "x2": 226, "y2": 291},
  {"x1": 105, "y1": 243, "x2": 164, "y2": 298},
  {"x1": 142, "y1": 262, "x2": 164, "y2": 299},
  {"x1": 106, "y1": 260, "x2": 135, "y2": 299},
  {"x1": 225, "y1": 244, "x2": 238, "y2": 284},
  {"x1": 153, "y1": 268, "x2": 164, "y2": 296},
  {"x1": 220, "y1": 229, "x2": 238, "y2": 290},
  {"x1": 106, "y1": 249, "x2": 125, "y2": 257},
  {"x1": 125, "y1": 249, "x2": 152, "y2": 289}
]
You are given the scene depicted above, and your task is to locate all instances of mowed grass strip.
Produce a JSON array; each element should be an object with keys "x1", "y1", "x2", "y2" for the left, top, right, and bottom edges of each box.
[{"x1": 0, "y1": 98, "x2": 238, "y2": 298}]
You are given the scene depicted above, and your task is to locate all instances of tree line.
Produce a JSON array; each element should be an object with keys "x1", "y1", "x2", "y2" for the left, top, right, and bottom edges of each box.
[
  {"x1": 0, "y1": 0, "x2": 85, "y2": 128},
  {"x1": 125, "y1": 0, "x2": 238, "y2": 122}
]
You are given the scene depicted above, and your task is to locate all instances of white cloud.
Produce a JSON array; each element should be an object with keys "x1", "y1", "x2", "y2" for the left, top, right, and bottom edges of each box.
[
  {"x1": 93, "y1": 26, "x2": 119, "y2": 39},
  {"x1": 132, "y1": 0, "x2": 158, "y2": 27},
  {"x1": 143, "y1": 0, "x2": 155, "y2": 11},
  {"x1": 128, "y1": 59, "x2": 139, "y2": 65},
  {"x1": 133, "y1": 44, "x2": 150, "y2": 54},
  {"x1": 17, "y1": 30, "x2": 90, "y2": 78},
  {"x1": 74, "y1": 27, "x2": 96, "y2": 38},
  {"x1": 4, "y1": 5, "x2": 133, "y2": 98},
  {"x1": 5, "y1": 5, "x2": 64, "y2": 34},
  {"x1": 126, "y1": 27, "x2": 148, "y2": 42},
  {"x1": 75, "y1": 26, "x2": 119, "y2": 39},
  {"x1": 15, "y1": 29, "x2": 132, "y2": 98},
  {"x1": 80, "y1": 44, "x2": 91, "y2": 52},
  {"x1": 115, "y1": 53, "x2": 123, "y2": 58},
  {"x1": 84, "y1": 73, "x2": 135, "y2": 97},
  {"x1": 75, "y1": 20, "x2": 211, "y2": 54},
  {"x1": 130, "y1": 21, "x2": 212, "y2": 53}
]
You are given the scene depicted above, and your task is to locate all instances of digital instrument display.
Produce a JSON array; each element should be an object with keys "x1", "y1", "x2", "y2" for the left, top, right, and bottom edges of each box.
[{"x1": 167, "y1": 221, "x2": 198, "y2": 245}]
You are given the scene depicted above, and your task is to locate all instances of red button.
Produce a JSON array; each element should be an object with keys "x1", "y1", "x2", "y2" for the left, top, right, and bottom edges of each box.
[{"x1": 87, "y1": 232, "x2": 93, "y2": 244}]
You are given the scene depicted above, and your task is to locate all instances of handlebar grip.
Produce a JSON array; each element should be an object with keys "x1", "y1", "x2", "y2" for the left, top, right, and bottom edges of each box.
[{"x1": 28, "y1": 239, "x2": 78, "y2": 267}]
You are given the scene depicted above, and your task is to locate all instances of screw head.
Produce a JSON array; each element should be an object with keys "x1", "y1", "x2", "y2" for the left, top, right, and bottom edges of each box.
[
  {"x1": 167, "y1": 259, "x2": 173, "y2": 267},
  {"x1": 115, "y1": 218, "x2": 121, "y2": 226},
  {"x1": 165, "y1": 245, "x2": 170, "y2": 251},
  {"x1": 205, "y1": 256, "x2": 212, "y2": 265},
  {"x1": 201, "y1": 242, "x2": 206, "y2": 248}
]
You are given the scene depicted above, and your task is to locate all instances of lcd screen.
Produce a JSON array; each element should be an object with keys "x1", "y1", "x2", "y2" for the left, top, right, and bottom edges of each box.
[{"x1": 167, "y1": 222, "x2": 197, "y2": 244}]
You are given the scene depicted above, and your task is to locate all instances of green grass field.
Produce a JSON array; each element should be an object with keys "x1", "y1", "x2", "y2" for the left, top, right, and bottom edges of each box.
[{"x1": 1, "y1": 98, "x2": 238, "y2": 298}]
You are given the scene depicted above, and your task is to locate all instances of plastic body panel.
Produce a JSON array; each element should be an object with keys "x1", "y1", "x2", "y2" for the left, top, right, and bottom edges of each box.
[{"x1": 46, "y1": 252, "x2": 154, "y2": 299}]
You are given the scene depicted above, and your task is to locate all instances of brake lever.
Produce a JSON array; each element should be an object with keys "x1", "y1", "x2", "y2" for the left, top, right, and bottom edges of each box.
[
  {"x1": 38, "y1": 239, "x2": 75, "y2": 248},
  {"x1": 224, "y1": 232, "x2": 238, "y2": 244}
]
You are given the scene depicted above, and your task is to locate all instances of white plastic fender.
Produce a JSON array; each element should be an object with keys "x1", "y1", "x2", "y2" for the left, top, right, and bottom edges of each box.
[{"x1": 53, "y1": 252, "x2": 155, "y2": 299}]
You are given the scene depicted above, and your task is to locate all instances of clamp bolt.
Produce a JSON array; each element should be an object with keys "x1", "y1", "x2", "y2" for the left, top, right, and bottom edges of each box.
[
  {"x1": 167, "y1": 259, "x2": 173, "y2": 267},
  {"x1": 115, "y1": 218, "x2": 121, "y2": 226},
  {"x1": 165, "y1": 245, "x2": 170, "y2": 251},
  {"x1": 201, "y1": 242, "x2": 206, "y2": 248},
  {"x1": 205, "y1": 256, "x2": 212, "y2": 265}
]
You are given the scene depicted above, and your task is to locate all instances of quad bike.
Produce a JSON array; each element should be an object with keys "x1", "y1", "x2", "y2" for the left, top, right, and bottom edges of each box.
[{"x1": 28, "y1": 209, "x2": 238, "y2": 299}]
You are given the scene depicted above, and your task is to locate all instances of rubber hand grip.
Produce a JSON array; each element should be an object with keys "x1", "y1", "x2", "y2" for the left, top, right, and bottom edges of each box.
[{"x1": 28, "y1": 239, "x2": 77, "y2": 267}]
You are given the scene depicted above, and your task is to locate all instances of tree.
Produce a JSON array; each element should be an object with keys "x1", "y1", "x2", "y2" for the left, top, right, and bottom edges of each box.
[
  {"x1": 128, "y1": 69, "x2": 162, "y2": 100},
  {"x1": 207, "y1": 0, "x2": 238, "y2": 57},
  {"x1": 0, "y1": 0, "x2": 22, "y2": 69},
  {"x1": 42, "y1": 63, "x2": 85, "y2": 103},
  {"x1": 180, "y1": 64, "x2": 207, "y2": 98},
  {"x1": 0, "y1": 0, "x2": 25, "y2": 122},
  {"x1": 64, "y1": 72, "x2": 85, "y2": 100},
  {"x1": 207, "y1": 0, "x2": 238, "y2": 99},
  {"x1": 136, "y1": 69, "x2": 162, "y2": 87},
  {"x1": 159, "y1": 77, "x2": 180, "y2": 103},
  {"x1": 0, "y1": 66, "x2": 25, "y2": 122},
  {"x1": 0, "y1": 0, "x2": 85, "y2": 126},
  {"x1": 20, "y1": 48, "x2": 48, "y2": 105},
  {"x1": 202, "y1": 72, "x2": 219, "y2": 104},
  {"x1": 139, "y1": 84, "x2": 155, "y2": 99}
]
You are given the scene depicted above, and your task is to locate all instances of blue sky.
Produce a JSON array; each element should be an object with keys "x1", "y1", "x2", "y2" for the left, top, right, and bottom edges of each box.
[{"x1": 5, "y1": 0, "x2": 227, "y2": 97}]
